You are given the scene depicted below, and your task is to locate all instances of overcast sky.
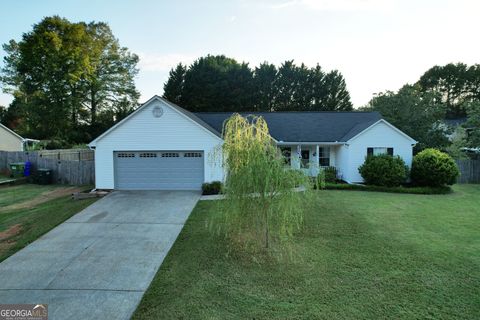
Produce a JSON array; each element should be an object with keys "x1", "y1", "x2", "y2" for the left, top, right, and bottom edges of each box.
[{"x1": 0, "y1": 0, "x2": 479, "y2": 108}]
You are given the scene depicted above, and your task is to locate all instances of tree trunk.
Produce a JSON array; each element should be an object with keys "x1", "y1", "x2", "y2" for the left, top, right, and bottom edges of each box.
[
  {"x1": 91, "y1": 88, "x2": 97, "y2": 126},
  {"x1": 71, "y1": 87, "x2": 77, "y2": 128},
  {"x1": 264, "y1": 205, "x2": 269, "y2": 249}
]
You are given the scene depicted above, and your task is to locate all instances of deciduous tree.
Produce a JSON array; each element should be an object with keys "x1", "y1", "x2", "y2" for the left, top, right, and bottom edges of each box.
[
  {"x1": 418, "y1": 63, "x2": 480, "y2": 118},
  {"x1": 464, "y1": 101, "x2": 480, "y2": 147},
  {"x1": 209, "y1": 114, "x2": 311, "y2": 256},
  {"x1": 0, "y1": 16, "x2": 139, "y2": 141},
  {"x1": 364, "y1": 85, "x2": 449, "y2": 152}
]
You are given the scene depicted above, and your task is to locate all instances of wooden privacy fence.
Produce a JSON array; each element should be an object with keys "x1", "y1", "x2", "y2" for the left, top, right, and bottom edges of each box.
[
  {"x1": 0, "y1": 150, "x2": 95, "y2": 185},
  {"x1": 456, "y1": 159, "x2": 480, "y2": 184},
  {"x1": 37, "y1": 148, "x2": 94, "y2": 161}
]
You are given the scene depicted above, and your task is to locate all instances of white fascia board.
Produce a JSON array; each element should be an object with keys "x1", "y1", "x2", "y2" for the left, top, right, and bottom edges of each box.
[{"x1": 346, "y1": 119, "x2": 417, "y2": 144}]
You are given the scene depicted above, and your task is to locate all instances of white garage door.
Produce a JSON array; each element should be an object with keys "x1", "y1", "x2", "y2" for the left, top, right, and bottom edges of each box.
[{"x1": 114, "y1": 151, "x2": 204, "y2": 190}]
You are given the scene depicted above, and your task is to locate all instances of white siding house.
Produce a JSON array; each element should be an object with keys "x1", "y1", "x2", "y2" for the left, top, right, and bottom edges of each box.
[
  {"x1": 89, "y1": 97, "x2": 223, "y2": 190},
  {"x1": 0, "y1": 123, "x2": 24, "y2": 151},
  {"x1": 340, "y1": 120, "x2": 416, "y2": 183},
  {"x1": 89, "y1": 96, "x2": 416, "y2": 190}
]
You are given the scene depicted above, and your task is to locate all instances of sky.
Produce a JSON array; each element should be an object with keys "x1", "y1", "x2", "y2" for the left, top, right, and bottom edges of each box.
[{"x1": 0, "y1": 0, "x2": 479, "y2": 108}]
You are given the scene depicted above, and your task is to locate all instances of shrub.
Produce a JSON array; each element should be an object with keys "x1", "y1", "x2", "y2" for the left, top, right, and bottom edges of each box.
[
  {"x1": 358, "y1": 154, "x2": 408, "y2": 187},
  {"x1": 315, "y1": 171, "x2": 326, "y2": 190},
  {"x1": 323, "y1": 166, "x2": 337, "y2": 183},
  {"x1": 323, "y1": 182, "x2": 451, "y2": 194},
  {"x1": 411, "y1": 148, "x2": 460, "y2": 186},
  {"x1": 202, "y1": 181, "x2": 223, "y2": 195}
]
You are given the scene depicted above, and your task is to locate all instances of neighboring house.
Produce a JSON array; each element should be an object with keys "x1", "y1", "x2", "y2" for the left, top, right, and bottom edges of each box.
[
  {"x1": 89, "y1": 96, "x2": 416, "y2": 190},
  {"x1": 0, "y1": 123, "x2": 25, "y2": 151},
  {"x1": 442, "y1": 117, "x2": 467, "y2": 141}
]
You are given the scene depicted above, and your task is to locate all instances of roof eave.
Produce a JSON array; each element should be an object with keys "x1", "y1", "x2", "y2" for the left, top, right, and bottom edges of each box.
[{"x1": 89, "y1": 96, "x2": 223, "y2": 147}]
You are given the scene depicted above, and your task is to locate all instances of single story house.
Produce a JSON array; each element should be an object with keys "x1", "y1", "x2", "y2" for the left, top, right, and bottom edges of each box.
[
  {"x1": 89, "y1": 95, "x2": 416, "y2": 190},
  {"x1": 0, "y1": 123, "x2": 25, "y2": 151}
]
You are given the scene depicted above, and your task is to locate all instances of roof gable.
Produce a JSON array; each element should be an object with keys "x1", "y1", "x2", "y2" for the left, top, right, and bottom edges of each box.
[
  {"x1": 0, "y1": 123, "x2": 23, "y2": 141},
  {"x1": 89, "y1": 96, "x2": 221, "y2": 146},
  {"x1": 345, "y1": 119, "x2": 417, "y2": 144}
]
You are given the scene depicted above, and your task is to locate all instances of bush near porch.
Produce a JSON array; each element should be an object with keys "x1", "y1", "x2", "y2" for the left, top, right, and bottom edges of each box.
[{"x1": 358, "y1": 154, "x2": 408, "y2": 187}]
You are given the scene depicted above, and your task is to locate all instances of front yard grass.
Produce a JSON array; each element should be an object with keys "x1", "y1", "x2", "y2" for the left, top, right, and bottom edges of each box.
[
  {"x1": 0, "y1": 184, "x2": 97, "y2": 262},
  {"x1": 0, "y1": 184, "x2": 60, "y2": 207},
  {"x1": 133, "y1": 184, "x2": 480, "y2": 319}
]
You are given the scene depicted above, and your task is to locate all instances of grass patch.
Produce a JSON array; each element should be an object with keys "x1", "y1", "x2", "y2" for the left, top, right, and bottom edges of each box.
[
  {"x1": 0, "y1": 185, "x2": 97, "y2": 262},
  {"x1": 324, "y1": 182, "x2": 452, "y2": 194},
  {"x1": 133, "y1": 184, "x2": 480, "y2": 319},
  {"x1": 0, "y1": 184, "x2": 62, "y2": 207}
]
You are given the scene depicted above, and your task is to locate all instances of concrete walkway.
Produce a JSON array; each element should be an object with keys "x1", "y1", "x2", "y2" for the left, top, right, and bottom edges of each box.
[{"x1": 0, "y1": 190, "x2": 200, "y2": 319}]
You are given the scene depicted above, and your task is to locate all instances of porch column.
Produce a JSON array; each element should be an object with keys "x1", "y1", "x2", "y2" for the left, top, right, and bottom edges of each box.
[
  {"x1": 313, "y1": 145, "x2": 320, "y2": 176},
  {"x1": 292, "y1": 145, "x2": 301, "y2": 170}
]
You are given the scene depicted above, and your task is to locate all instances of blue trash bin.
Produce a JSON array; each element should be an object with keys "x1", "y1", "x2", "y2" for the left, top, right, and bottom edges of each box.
[{"x1": 24, "y1": 161, "x2": 32, "y2": 177}]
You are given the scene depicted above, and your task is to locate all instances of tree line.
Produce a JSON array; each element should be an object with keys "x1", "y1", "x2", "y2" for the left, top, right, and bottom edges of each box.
[
  {"x1": 163, "y1": 55, "x2": 353, "y2": 112},
  {"x1": 0, "y1": 16, "x2": 139, "y2": 144},
  {"x1": 0, "y1": 16, "x2": 478, "y2": 153},
  {"x1": 363, "y1": 63, "x2": 480, "y2": 153}
]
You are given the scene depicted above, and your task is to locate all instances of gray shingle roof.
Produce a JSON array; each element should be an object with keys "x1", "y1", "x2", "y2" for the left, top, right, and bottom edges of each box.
[{"x1": 194, "y1": 111, "x2": 382, "y2": 142}]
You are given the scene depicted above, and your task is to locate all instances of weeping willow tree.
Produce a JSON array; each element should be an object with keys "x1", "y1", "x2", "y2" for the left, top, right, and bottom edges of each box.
[{"x1": 210, "y1": 114, "x2": 312, "y2": 256}]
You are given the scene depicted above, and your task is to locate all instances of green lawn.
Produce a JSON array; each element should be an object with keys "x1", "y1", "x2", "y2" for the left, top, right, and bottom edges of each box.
[
  {"x1": 0, "y1": 184, "x2": 97, "y2": 262},
  {"x1": 0, "y1": 184, "x2": 62, "y2": 207},
  {"x1": 133, "y1": 184, "x2": 480, "y2": 319}
]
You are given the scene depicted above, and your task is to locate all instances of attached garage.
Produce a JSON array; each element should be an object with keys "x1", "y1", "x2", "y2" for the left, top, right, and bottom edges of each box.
[
  {"x1": 88, "y1": 96, "x2": 224, "y2": 191},
  {"x1": 114, "y1": 151, "x2": 204, "y2": 190}
]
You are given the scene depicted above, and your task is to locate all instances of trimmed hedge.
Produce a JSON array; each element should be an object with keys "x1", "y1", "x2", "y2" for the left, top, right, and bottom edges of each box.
[
  {"x1": 411, "y1": 148, "x2": 460, "y2": 187},
  {"x1": 323, "y1": 182, "x2": 452, "y2": 195},
  {"x1": 201, "y1": 181, "x2": 223, "y2": 195},
  {"x1": 358, "y1": 154, "x2": 409, "y2": 187},
  {"x1": 323, "y1": 166, "x2": 337, "y2": 183}
]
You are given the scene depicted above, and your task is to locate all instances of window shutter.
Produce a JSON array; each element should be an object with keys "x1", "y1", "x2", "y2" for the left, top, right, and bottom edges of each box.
[
  {"x1": 367, "y1": 148, "x2": 373, "y2": 156},
  {"x1": 387, "y1": 148, "x2": 394, "y2": 156}
]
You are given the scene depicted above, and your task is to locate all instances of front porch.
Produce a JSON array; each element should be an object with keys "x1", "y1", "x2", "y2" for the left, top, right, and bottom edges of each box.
[{"x1": 279, "y1": 143, "x2": 342, "y2": 178}]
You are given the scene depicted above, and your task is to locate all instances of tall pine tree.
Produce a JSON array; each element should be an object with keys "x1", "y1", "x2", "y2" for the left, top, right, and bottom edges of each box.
[{"x1": 163, "y1": 63, "x2": 186, "y2": 105}]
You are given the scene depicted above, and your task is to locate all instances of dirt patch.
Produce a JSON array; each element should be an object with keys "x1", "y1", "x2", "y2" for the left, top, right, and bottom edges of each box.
[
  {"x1": 0, "y1": 224, "x2": 21, "y2": 241},
  {"x1": 0, "y1": 224, "x2": 22, "y2": 254},
  {"x1": 0, "y1": 186, "x2": 84, "y2": 213}
]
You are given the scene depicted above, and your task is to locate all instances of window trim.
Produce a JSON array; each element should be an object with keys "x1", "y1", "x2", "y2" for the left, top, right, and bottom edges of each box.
[
  {"x1": 319, "y1": 147, "x2": 330, "y2": 167},
  {"x1": 301, "y1": 150, "x2": 310, "y2": 168},
  {"x1": 367, "y1": 147, "x2": 394, "y2": 156}
]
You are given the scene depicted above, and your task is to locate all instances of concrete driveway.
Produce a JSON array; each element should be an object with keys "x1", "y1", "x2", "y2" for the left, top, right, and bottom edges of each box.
[{"x1": 0, "y1": 190, "x2": 200, "y2": 319}]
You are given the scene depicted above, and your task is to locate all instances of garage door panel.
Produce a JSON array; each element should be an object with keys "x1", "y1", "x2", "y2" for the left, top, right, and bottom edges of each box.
[{"x1": 114, "y1": 151, "x2": 204, "y2": 190}]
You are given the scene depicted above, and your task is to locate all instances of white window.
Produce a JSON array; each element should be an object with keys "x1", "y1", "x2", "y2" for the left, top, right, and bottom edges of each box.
[
  {"x1": 117, "y1": 153, "x2": 135, "y2": 158},
  {"x1": 184, "y1": 152, "x2": 202, "y2": 158},
  {"x1": 319, "y1": 147, "x2": 330, "y2": 167},
  {"x1": 374, "y1": 147, "x2": 388, "y2": 155},
  {"x1": 162, "y1": 152, "x2": 179, "y2": 158},
  {"x1": 140, "y1": 152, "x2": 157, "y2": 158},
  {"x1": 367, "y1": 147, "x2": 394, "y2": 156}
]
